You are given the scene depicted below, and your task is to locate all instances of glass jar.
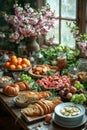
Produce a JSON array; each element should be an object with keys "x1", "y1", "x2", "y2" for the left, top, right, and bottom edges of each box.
[
  {"x1": 18, "y1": 43, "x2": 27, "y2": 57},
  {"x1": 68, "y1": 67, "x2": 78, "y2": 83},
  {"x1": 57, "y1": 53, "x2": 67, "y2": 71},
  {"x1": 77, "y1": 58, "x2": 87, "y2": 72}
]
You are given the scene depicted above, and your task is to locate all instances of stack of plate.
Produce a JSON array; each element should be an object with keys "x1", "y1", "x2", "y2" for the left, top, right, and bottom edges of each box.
[{"x1": 53, "y1": 102, "x2": 86, "y2": 128}]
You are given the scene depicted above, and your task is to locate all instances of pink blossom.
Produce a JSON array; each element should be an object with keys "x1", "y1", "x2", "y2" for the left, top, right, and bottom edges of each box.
[
  {"x1": 3, "y1": 3, "x2": 58, "y2": 43},
  {"x1": 0, "y1": 33, "x2": 5, "y2": 38},
  {"x1": 9, "y1": 32, "x2": 19, "y2": 42}
]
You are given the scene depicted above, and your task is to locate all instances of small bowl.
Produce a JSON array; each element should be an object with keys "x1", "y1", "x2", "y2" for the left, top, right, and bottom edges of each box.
[
  {"x1": 0, "y1": 76, "x2": 13, "y2": 88},
  {"x1": 13, "y1": 95, "x2": 30, "y2": 108},
  {"x1": 0, "y1": 80, "x2": 13, "y2": 88}
]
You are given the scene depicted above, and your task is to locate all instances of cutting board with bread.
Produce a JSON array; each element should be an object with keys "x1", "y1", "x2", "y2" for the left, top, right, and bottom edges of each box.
[{"x1": 21, "y1": 97, "x2": 62, "y2": 122}]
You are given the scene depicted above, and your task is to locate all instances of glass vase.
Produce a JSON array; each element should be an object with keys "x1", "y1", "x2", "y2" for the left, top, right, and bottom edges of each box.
[{"x1": 27, "y1": 36, "x2": 40, "y2": 56}]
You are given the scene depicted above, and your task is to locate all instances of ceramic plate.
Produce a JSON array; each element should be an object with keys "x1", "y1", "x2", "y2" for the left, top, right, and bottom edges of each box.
[
  {"x1": 52, "y1": 113, "x2": 87, "y2": 128},
  {"x1": 54, "y1": 102, "x2": 85, "y2": 119}
]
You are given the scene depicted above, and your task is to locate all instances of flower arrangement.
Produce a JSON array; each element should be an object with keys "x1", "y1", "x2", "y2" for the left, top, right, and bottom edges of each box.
[
  {"x1": 0, "y1": 32, "x2": 5, "y2": 38},
  {"x1": 67, "y1": 22, "x2": 87, "y2": 57},
  {"x1": 3, "y1": 3, "x2": 58, "y2": 43}
]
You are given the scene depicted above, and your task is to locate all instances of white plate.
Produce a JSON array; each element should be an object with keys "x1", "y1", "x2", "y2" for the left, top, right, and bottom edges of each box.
[
  {"x1": 52, "y1": 113, "x2": 87, "y2": 128},
  {"x1": 54, "y1": 102, "x2": 85, "y2": 119}
]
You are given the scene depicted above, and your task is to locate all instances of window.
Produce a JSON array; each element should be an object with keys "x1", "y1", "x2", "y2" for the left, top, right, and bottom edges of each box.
[
  {"x1": 39, "y1": 0, "x2": 87, "y2": 48},
  {"x1": 46, "y1": 0, "x2": 77, "y2": 48}
]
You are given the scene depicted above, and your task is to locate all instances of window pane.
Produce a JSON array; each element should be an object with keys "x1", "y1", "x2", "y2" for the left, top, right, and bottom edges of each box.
[
  {"x1": 86, "y1": 24, "x2": 87, "y2": 33},
  {"x1": 61, "y1": 0, "x2": 76, "y2": 19},
  {"x1": 46, "y1": 0, "x2": 59, "y2": 43},
  {"x1": 61, "y1": 20, "x2": 75, "y2": 48},
  {"x1": 46, "y1": 21, "x2": 59, "y2": 44},
  {"x1": 46, "y1": 0, "x2": 59, "y2": 16}
]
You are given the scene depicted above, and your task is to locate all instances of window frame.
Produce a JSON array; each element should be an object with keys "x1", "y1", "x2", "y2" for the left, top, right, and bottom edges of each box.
[{"x1": 37, "y1": 0, "x2": 87, "y2": 44}]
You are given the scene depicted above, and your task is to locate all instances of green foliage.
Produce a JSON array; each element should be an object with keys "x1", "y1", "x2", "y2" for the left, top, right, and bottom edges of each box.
[
  {"x1": 30, "y1": 81, "x2": 45, "y2": 92},
  {"x1": 46, "y1": 70, "x2": 55, "y2": 76},
  {"x1": 34, "y1": 44, "x2": 80, "y2": 67}
]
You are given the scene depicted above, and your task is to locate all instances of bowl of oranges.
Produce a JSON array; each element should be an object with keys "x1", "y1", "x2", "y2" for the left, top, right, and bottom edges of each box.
[{"x1": 4, "y1": 55, "x2": 31, "y2": 71}]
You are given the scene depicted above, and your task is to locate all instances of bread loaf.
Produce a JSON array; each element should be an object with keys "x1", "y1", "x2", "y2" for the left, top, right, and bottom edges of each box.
[
  {"x1": 16, "y1": 90, "x2": 52, "y2": 104},
  {"x1": 22, "y1": 104, "x2": 41, "y2": 116},
  {"x1": 3, "y1": 81, "x2": 30, "y2": 96},
  {"x1": 16, "y1": 81, "x2": 30, "y2": 91},
  {"x1": 22, "y1": 99, "x2": 61, "y2": 117},
  {"x1": 3, "y1": 84, "x2": 20, "y2": 96}
]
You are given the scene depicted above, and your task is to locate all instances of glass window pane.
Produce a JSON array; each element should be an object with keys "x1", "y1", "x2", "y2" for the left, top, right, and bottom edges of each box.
[
  {"x1": 46, "y1": 0, "x2": 59, "y2": 16},
  {"x1": 46, "y1": 21, "x2": 59, "y2": 44},
  {"x1": 46, "y1": 0, "x2": 59, "y2": 43},
  {"x1": 86, "y1": 24, "x2": 87, "y2": 33},
  {"x1": 61, "y1": 20, "x2": 75, "y2": 48},
  {"x1": 61, "y1": 0, "x2": 76, "y2": 19}
]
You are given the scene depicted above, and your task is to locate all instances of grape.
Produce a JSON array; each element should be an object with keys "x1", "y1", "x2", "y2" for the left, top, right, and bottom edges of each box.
[
  {"x1": 20, "y1": 74, "x2": 31, "y2": 83},
  {"x1": 70, "y1": 93, "x2": 86, "y2": 104},
  {"x1": 59, "y1": 90, "x2": 65, "y2": 96},
  {"x1": 74, "y1": 82, "x2": 84, "y2": 90},
  {"x1": 64, "y1": 88, "x2": 70, "y2": 95}
]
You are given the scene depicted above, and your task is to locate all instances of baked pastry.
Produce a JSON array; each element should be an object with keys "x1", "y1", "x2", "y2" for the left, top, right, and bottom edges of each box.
[
  {"x1": 22, "y1": 81, "x2": 30, "y2": 90},
  {"x1": 16, "y1": 81, "x2": 30, "y2": 91},
  {"x1": 3, "y1": 84, "x2": 20, "y2": 96},
  {"x1": 3, "y1": 81, "x2": 30, "y2": 96}
]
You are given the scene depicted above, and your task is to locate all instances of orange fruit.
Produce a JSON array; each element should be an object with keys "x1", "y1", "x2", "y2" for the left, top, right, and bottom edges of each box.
[
  {"x1": 22, "y1": 58, "x2": 30, "y2": 66},
  {"x1": 17, "y1": 57, "x2": 22, "y2": 65},
  {"x1": 11, "y1": 58, "x2": 18, "y2": 65},
  {"x1": 4, "y1": 61, "x2": 10, "y2": 68},
  {"x1": 16, "y1": 65, "x2": 22, "y2": 69},
  {"x1": 9, "y1": 64, "x2": 16, "y2": 70},
  {"x1": 22, "y1": 64, "x2": 27, "y2": 68},
  {"x1": 11, "y1": 55, "x2": 17, "y2": 60}
]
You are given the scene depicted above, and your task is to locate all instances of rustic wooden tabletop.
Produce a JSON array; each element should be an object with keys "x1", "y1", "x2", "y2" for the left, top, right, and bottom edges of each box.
[{"x1": 0, "y1": 90, "x2": 85, "y2": 130}]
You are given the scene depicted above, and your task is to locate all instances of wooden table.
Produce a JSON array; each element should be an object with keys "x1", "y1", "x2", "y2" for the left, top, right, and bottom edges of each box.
[{"x1": 0, "y1": 91, "x2": 85, "y2": 130}]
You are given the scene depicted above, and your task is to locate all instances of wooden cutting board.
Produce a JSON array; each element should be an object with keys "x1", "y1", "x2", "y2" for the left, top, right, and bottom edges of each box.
[{"x1": 21, "y1": 110, "x2": 46, "y2": 122}]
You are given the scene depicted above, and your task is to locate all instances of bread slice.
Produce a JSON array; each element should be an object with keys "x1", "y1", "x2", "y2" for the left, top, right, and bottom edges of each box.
[
  {"x1": 45, "y1": 100, "x2": 55, "y2": 113},
  {"x1": 37, "y1": 100, "x2": 48, "y2": 114},
  {"x1": 40, "y1": 100, "x2": 51, "y2": 114},
  {"x1": 34, "y1": 103, "x2": 44, "y2": 116},
  {"x1": 23, "y1": 104, "x2": 40, "y2": 117}
]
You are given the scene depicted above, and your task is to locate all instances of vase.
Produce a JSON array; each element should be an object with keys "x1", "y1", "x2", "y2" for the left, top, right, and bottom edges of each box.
[
  {"x1": 27, "y1": 36, "x2": 40, "y2": 56},
  {"x1": 18, "y1": 43, "x2": 27, "y2": 57}
]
